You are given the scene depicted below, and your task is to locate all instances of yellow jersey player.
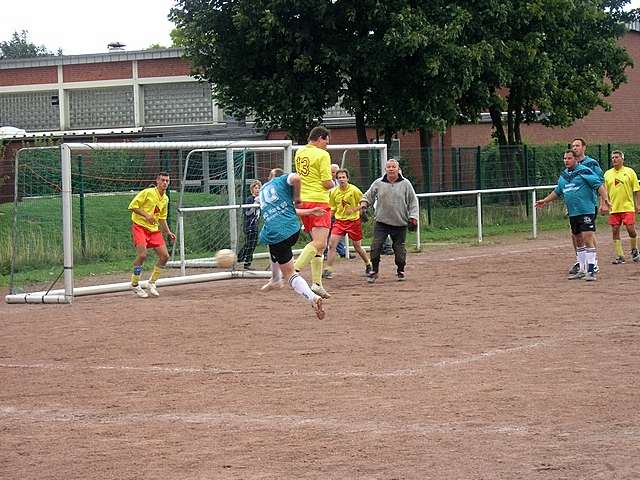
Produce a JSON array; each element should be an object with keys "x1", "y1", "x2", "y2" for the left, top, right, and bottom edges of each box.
[
  {"x1": 603, "y1": 150, "x2": 640, "y2": 263},
  {"x1": 127, "y1": 172, "x2": 176, "y2": 298},
  {"x1": 324, "y1": 168, "x2": 372, "y2": 278},
  {"x1": 293, "y1": 126, "x2": 334, "y2": 299}
]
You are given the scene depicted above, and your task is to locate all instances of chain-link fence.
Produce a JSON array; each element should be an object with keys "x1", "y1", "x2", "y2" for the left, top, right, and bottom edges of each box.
[{"x1": 2, "y1": 140, "x2": 638, "y2": 290}]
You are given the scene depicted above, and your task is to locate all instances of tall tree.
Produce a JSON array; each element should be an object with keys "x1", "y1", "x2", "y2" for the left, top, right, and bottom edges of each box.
[
  {"x1": 457, "y1": 0, "x2": 636, "y2": 146},
  {"x1": 170, "y1": 0, "x2": 342, "y2": 143},
  {"x1": 170, "y1": 0, "x2": 483, "y2": 144},
  {"x1": 169, "y1": 28, "x2": 188, "y2": 48},
  {"x1": 0, "y1": 30, "x2": 61, "y2": 59},
  {"x1": 335, "y1": 1, "x2": 488, "y2": 145}
]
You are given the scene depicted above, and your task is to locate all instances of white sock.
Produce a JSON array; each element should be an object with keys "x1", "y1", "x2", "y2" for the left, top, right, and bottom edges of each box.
[
  {"x1": 270, "y1": 262, "x2": 283, "y2": 282},
  {"x1": 585, "y1": 248, "x2": 597, "y2": 273},
  {"x1": 289, "y1": 273, "x2": 318, "y2": 303},
  {"x1": 577, "y1": 247, "x2": 587, "y2": 273}
]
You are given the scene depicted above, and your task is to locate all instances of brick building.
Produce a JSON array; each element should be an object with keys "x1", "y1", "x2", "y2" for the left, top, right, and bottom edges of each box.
[
  {"x1": 0, "y1": 48, "x2": 225, "y2": 132},
  {"x1": 449, "y1": 23, "x2": 640, "y2": 147}
]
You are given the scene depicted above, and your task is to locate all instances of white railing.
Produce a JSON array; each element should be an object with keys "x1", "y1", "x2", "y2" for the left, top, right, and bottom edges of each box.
[
  {"x1": 173, "y1": 184, "x2": 558, "y2": 274},
  {"x1": 415, "y1": 185, "x2": 556, "y2": 246}
]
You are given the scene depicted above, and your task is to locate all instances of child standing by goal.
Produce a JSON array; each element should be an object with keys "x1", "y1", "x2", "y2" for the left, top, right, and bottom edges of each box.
[{"x1": 237, "y1": 180, "x2": 262, "y2": 269}]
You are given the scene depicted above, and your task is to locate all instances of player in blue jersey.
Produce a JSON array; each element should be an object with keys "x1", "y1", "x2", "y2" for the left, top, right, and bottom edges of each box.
[
  {"x1": 536, "y1": 150, "x2": 610, "y2": 281},
  {"x1": 258, "y1": 168, "x2": 327, "y2": 319},
  {"x1": 567, "y1": 138, "x2": 605, "y2": 275}
]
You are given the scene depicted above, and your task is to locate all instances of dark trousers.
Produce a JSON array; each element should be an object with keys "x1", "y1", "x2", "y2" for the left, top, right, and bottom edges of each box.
[
  {"x1": 238, "y1": 229, "x2": 258, "y2": 264},
  {"x1": 370, "y1": 222, "x2": 407, "y2": 274}
]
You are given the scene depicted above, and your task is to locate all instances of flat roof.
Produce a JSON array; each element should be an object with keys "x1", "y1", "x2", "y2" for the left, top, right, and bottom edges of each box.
[
  {"x1": 0, "y1": 48, "x2": 184, "y2": 70},
  {"x1": 0, "y1": 127, "x2": 143, "y2": 139}
]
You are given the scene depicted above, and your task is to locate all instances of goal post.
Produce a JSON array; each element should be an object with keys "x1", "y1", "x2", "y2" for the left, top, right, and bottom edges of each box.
[
  {"x1": 168, "y1": 143, "x2": 387, "y2": 270},
  {"x1": 5, "y1": 140, "x2": 384, "y2": 304},
  {"x1": 175, "y1": 145, "x2": 291, "y2": 258},
  {"x1": 5, "y1": 139, "x2": 293, "y2": 304}
]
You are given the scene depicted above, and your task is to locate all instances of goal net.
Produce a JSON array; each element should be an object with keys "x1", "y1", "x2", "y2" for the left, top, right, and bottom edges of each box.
[
  {"x1": 5, "y1": 140, "x2": 293, "y2": 304},
  {"x1": 171, "y1": 143, "x2": 387, "y2": 271}
]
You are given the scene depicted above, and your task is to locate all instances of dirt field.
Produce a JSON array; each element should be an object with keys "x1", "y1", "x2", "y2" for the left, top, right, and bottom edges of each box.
[{"x1": 1, "y1": 231, "x2": 639, "y2": 480}]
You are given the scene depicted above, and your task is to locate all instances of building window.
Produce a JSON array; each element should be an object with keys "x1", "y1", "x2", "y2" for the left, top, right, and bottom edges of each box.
[
  {"x1": 0, "y1": 91, "x2": 60, "y2": 131},
  {"x1": 143, "y1": 82, "x2": 213, "y2": 126},
  {"x1": 68, "y1": 86, "x2": 134, "y2": 129}
]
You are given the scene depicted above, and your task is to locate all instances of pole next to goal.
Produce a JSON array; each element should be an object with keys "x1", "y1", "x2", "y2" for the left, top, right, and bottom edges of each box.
[
  {"x1": 62, "y1": 144, "x2": 74, "y2": 303},
  {"x1": 5, "y1": 140, "x2": 294, "y2": 305},
  {"x1": 4, "y1": 270, "x2": 271, "y2": 304}
]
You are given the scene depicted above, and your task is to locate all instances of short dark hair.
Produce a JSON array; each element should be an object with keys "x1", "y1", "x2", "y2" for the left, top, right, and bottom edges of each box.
[
  {"x1": 564, "y1": 149, "x2": 576, "y2": 157},
  {"x1": 308, "y1": 126, "x2": 330, "y2": 142},
  {"x1": 157, "y1": 171, "x2": 170, "y2": 178},
  {"x1": 572, "y1": 138, "x2": 586, "y2": 147},
  {"x1": 336, "y1": 168, "x2": 350, "y2": 178}
]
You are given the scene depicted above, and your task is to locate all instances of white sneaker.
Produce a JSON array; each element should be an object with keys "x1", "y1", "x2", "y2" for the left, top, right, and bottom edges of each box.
[
  {"x1": 132, "y1": 284, "x2": 148, "y2": 298},
  {"x1": 311, "y1": 296, "x2": 325, "y2": 320},
  {"x1": 311, "y1": 283, "x2": 331, "y2": 299},
  {"x1": 147, "y1": 282, "x2": 159, "y2": 297},
  {"x1": 261, "y1": 280, "x2": 284, "y2": 292}
]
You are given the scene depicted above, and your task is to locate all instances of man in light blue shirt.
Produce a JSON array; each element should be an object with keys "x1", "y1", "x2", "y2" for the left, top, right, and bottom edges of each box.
[
  {"x1": 536, "y1": 150, "x2": 610, "y2": 281},
  {"x1": 259, "y1": 168, "x2": 327, "y2": 319}
]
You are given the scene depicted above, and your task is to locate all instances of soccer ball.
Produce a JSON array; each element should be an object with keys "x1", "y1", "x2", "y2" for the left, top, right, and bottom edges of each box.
[{"x1": 215, "y1": 248, "x2": 236, "y2": 268}]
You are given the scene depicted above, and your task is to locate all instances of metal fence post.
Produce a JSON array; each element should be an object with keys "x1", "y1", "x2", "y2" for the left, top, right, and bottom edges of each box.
[
  {"x1": 524, "y1": 145, "x2": 530, "y2": 218},
  {"x1": 426, "y1": 147, "x2": 432, "y2": 225},
  {"x1": 475, "y1": 146, "x2": 481, "y2": 190},
  {"x1": 77, "y1": 155, "x2": 86, "y2": 257},
  {"x1": 477, "y1": 192, "x2": 483, "y2": 242},
  {"x1": 532, "y1": 189, "x2": 538, "y2": 239}
]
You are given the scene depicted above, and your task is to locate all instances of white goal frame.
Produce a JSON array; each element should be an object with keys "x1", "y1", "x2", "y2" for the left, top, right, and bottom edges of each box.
[
  {"x1": 169, "y1": 143, "x2": 387, "y2": 272},
  {"x1": 5, "y1": 140, "x2": 293, "y2": 304}
]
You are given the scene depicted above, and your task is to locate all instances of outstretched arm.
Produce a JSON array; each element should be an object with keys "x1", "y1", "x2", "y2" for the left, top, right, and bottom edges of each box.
[{"x1": 535, "y1": 191, "x2": 559, "y2": 208}]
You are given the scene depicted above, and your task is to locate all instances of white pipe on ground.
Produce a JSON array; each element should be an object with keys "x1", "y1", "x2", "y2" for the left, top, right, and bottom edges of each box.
[{"x1": 5, "y1": 270, "x2": 271, "y2": 304}]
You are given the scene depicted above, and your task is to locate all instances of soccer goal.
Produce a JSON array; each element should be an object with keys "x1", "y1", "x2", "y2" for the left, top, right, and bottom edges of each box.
[
  {"x1": 5, "y1": 140, "x2": 293, "y2": 304},
  {"x1": 168, "y1": 143, "x2": 387, "y2": 273}
]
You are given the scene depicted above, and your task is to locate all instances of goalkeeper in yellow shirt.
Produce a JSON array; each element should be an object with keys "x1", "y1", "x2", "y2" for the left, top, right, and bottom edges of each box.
[
  {"x1": 127, "y1": 172, "x2": 176, "y2": 298},
  {"x1": 604, "y1": 150, "x2": 640, "y2": 264},
  {"x1": 324, "y1": 169, "x2": 372, "y2": 278}
]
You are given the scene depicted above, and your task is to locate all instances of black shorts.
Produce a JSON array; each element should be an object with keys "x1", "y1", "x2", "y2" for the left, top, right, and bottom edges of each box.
[
  {"x1": 569, "y1": 214, "x2": 597, "y2": 235},
  {"x1": 268, "y1": 231, "x2": 300, "y2": 264}
]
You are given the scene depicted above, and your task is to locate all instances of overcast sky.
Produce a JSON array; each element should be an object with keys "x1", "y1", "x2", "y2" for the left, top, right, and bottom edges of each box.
[
  {"x1": 1, "y1": 0, "x2": 640, "y2": 56},
  {"x1": 0, "y1": 0, "x2": 176, "y2": 55}
]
